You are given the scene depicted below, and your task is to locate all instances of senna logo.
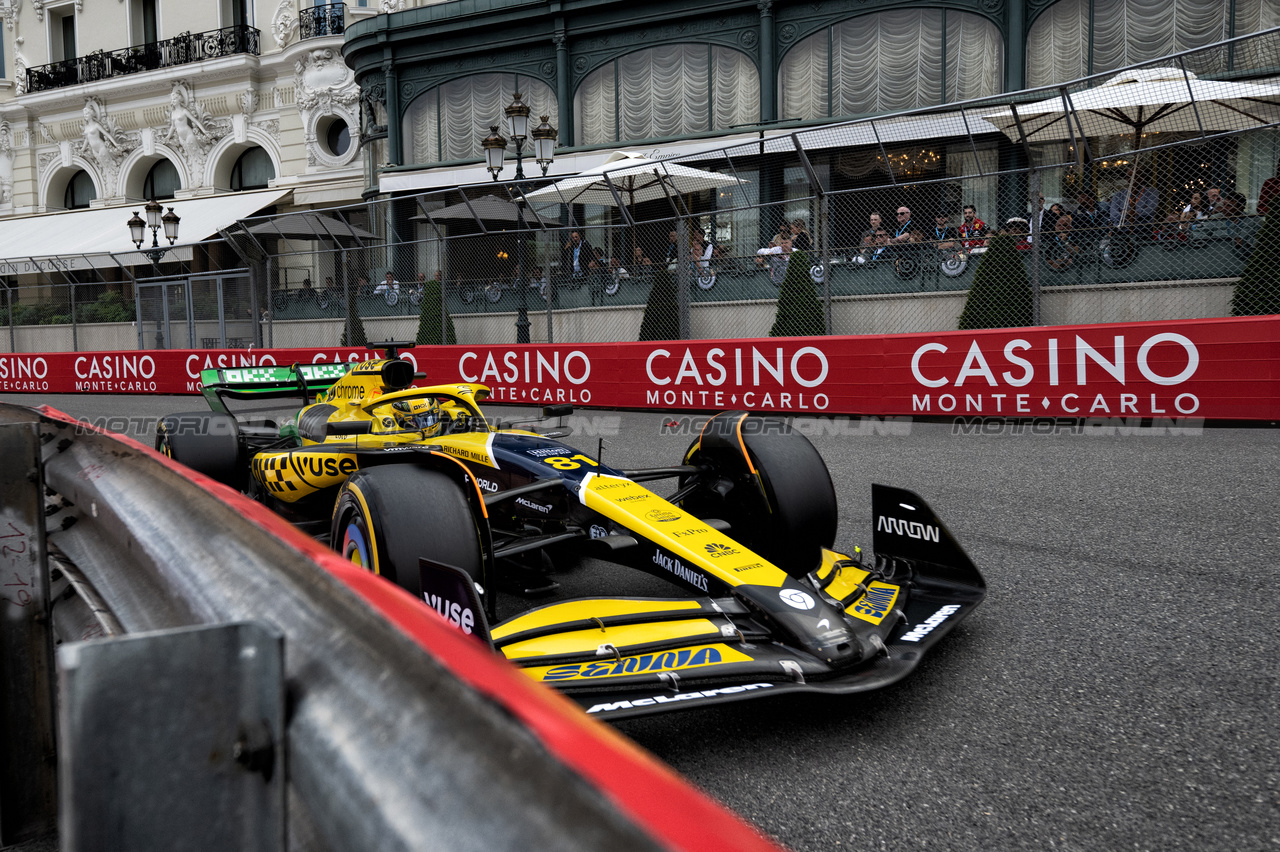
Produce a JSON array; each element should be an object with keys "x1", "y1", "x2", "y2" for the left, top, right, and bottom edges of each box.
[
  {"x1": 852, "y1": 584, "x2": 898, "y2": 620},
  {"x1": 645, "y1": 508, "x2": 681, "y2": 523},
  {"x1": 704, "y1": 542, "x2": 739, "y2": 558},
  {"x1": 539, "y1": 645, "x2": 741, "y2": 681}
]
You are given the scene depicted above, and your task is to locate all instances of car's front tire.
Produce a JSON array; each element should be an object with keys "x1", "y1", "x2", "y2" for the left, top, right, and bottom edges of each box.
[
  {"x1": 331, "y1": 466, "x2": 484, "y2": 600},
  {"x1": 680, "y1": 412, "x2": 837, "y2": 578}
]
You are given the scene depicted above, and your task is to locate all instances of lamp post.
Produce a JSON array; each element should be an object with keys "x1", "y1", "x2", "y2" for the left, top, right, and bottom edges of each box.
[
  {"x1": 482, "y1": 94, "x2": 557, "y2": 344},
  {"x1": 127, "y1": 198, "x2": 181, "y2": 264}
]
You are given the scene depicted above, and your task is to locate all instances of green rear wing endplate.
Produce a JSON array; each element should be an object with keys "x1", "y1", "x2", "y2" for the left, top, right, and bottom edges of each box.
[{"x1": 200, "y1": 362, "x2": 354, "y2": 413}]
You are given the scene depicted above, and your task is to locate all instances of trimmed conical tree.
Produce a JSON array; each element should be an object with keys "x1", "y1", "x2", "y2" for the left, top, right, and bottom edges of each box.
[
  {"x1": 339, "y1": 283, "x2": 369, "y2": 347},
  {"x1": 769, "y1": 249, "x2": 826, "y2": 337},
  {"x1": 638, "y1": 265, "x2": 680, "y2": 341},
  {"x1": 957, "y1": 233, "x2": 1034, "y2": 329},
  {"x1": 1232, "y1": 211, "x2": 1280, "y2": 316},
  {"x1": 415, "y1": 279, "x2": 457, "y2": 345}
]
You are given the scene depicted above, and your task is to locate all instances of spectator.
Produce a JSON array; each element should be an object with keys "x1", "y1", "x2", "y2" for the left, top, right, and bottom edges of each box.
[
  {"x1": 757, "y1": 234, "x2": 792, "y2": 284},
  {"x1": 356, "y1": 275, "x2": 370, "y2": 295},
  {"x1": 861, "y1": 212, "x2": 884, "y2": 247},
  {"x1": 1072, "y1": 193, "x2": 1103, "y2": 234},
  {"x1": 932, "y1": 211, "x2": 960, "y2": 253},
  {"x1": 1004, "y1": 217, "x2": 1032, "y2": 252},
  {"x1": 632, "y1": 246, "x2": 653, "y2": 269},
  {"x1": 1205, "y1": 186, "x2": 1222, "y2": 214},
  {"x1": 1259, "y1": 163, "x2": 1280, "y2": 215},
  {"x1": 562, "y1": 230, "x2": 594, "y2": 280},
  {"x1": 1109, "y1": 169, "x2": 1159, "y2": 229},
  {"x1": 374, "y1": 271, "x2": 399, "y2": 295},
  {"x1": 1047, "y1": 215, "x2": 1080, "y2": 269},
  {"x1": 1182, "y1": 191, "x2": 1209, "y2": 222},
  {"x1": 958, "y1": 204, "x2": 988, "y2": 252},
  {"x1": 665, "y1": 230, "x2": 679, "y2": 263},
  {"x1": 890, "y1": 206, "x2": 915, "y2": 245},
  {"x1": 790, "y1": 219, "x2": 813, "y2": 252},
  {"x1": 301, "y1": 276, "x2": 313, "y2": 291}
]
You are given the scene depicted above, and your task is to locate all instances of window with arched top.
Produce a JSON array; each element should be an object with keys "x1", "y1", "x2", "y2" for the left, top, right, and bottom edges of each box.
[
  {"x1": 143, "y1": 159, "x2": 180, "y2": 200},
  {"x1": 63, "y1": 169, "x2": 97, "y2": 210},
  {"x1": 574, "y1": 45, "x2": 759, "y2": 146},
  {"x1": 1027, "y1": 0, "x2": 1280, "y2": 87},
  {"x1": 778, "y1": 9, "x2": 1003, "y2": 120},
  {"x1": 230, "y1": 147, "x2": 275, "y2": 191},
  {"x1": 401, "y1": 73, "x2": 557, "y2": 165}
]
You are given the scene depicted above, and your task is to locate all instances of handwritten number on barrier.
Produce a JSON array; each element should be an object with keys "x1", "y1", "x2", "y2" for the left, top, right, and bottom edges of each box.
[{"x1": 1, "y1": 522, "x2": 32, "y2": 607}]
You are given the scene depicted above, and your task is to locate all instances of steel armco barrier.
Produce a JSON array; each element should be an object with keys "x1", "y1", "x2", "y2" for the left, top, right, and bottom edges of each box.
[{"x1": 0, "y1": 402, "x2": 781, "y2": 852}]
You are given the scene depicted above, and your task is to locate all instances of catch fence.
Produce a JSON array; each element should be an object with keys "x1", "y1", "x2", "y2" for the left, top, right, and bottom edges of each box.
[{"x1": 6, "y1": 28, "x2": 1280, "y2": 353}]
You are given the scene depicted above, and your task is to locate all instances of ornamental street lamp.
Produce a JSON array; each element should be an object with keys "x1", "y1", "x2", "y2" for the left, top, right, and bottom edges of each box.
[
  {"x1": 481, "y1": 95, "x2": 557, "y2": 344},
  {"x1": 128, "y1": 198, "x2": 181, "y2": 264}
]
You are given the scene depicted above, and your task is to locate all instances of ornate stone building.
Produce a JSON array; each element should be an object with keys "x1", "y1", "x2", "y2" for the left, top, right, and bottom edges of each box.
[
  {"x1": 0, "y1": 0, "x2": 371, "y2": 226},
  {"x1": 344, "y1": 0, "x2": 1280, "y2": 198}
]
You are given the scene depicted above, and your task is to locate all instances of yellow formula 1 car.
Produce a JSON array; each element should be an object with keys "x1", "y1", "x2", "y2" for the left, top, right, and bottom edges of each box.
[{"x1": 157, "y1": 343, "x2": 985, "y2": 719}]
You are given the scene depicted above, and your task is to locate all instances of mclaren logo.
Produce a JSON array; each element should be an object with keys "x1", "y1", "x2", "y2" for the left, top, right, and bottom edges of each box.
[
  {"x1": 703, "y1": 542, "x2": 739, "y2": 558},
  {"x1": 900, "y1": 605, "x2": 961, "y2": 643},
  {"x1": 877, "y1": 515, "x2": 941, "y2": 542},
  {"x1": 586, "y1": 683, "x2": 774, "y2": 714}
]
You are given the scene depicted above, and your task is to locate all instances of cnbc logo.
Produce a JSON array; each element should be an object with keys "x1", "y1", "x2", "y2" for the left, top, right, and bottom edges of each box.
[{"x1": 704, "y1": 542, "x2": 739, "y2": 558}]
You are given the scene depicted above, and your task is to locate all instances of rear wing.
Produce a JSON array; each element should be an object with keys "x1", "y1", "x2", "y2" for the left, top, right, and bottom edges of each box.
[{"x1": 199, "y1": 362, "x2": 354, "y2": 414}]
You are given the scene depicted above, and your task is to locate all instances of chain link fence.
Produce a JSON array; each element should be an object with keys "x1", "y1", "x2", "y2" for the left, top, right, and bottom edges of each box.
[{"x1": 5, "y1": 28, "x2": 1280, "y2": 354}]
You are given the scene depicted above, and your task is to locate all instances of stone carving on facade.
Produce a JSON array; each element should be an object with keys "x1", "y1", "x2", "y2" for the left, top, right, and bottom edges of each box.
[
  {"x1": 295, "y1": 48, "x2": 361, "y2": 168},
  {"x1": 240, "y1": 89, "x2": 260, "y2": 116},
  {"x1": 158, "y1": 81, "x2": 231, "y2": 182},
  {"x1": 271, "y1": 0, "x2": 298, "y2": 49},
  {"x1": 13, "y1": 45, "x2": 26, "y2": 96},
  {"x1": 0, "y1": 120, "x2": 14, "y2": 204},
  {"x1": 76, "y1": 97, "x2": 134, "y2": 180},
  {"x1": 36, "y1": 151, "x2": 57, "y2": 174},
  {"x1": 2, "y1": 0, "x2": 22, "y2": 32},
  {"x1": 379, "y1": 0, "x2": 404, "y2": 13}
]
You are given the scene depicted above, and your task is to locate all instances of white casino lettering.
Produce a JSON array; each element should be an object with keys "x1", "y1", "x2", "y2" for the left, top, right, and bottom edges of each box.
[
  {"x1": 458, "y1": 350, "x2": 592, "y2": 385},
  {"x1": 184, "y1": 352, "x2": 277, "y2": 379},
  {"x1": 0, "y1": 356, "x2": 49, "y2": 381},
  {"x1": 910, "y1": 333, "x2": 1200, "y2": 389},
  {"x1": 645, "y1": 345, "x2": 828, "y2": 389},
  {"x1": 75, "y1": 354, "x2": 156, "y2": 380}
]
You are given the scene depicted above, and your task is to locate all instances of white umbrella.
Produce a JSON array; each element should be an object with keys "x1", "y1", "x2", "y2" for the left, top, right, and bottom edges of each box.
[
  {"x1": 523, "y1": 151, "x2": 746, "y2": 213},
  {"x1": 985, "y1": 67, "x2": 1280, "y2": 150}
]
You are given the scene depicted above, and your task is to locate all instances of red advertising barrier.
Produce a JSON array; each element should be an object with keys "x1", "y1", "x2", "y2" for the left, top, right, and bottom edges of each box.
[{"x1": 3, "y1": 316, "x2": 1278, "y2": 420}]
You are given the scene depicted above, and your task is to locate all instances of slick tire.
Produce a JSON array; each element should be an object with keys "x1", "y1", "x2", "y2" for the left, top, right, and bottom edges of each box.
[
  {"x1": 681, "y1": 412, "x2": 837, "y2": 578},
  {"x1": 155, "y1": 411, "x2": 243, "y2": 489},
  {"x1": 331, "y1": 466, "x2": 483, "y2": 600}
]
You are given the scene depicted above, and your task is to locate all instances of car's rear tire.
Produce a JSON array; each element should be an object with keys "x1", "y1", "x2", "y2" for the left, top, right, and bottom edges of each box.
[
  {"x1": 155, "y1": 411, "x2": 242, "y2": 489},
  {"x1": 331, "y1": 466, "x2": 483, "y2": 600},
  {"x1": 680, "y1": 412, "x2": 837, "y2": 578}
]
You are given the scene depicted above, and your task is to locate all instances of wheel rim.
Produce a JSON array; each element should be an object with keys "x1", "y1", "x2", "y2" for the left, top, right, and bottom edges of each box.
[{"x1": 341, "y1": 515, "x2": 373, "y2": 571}]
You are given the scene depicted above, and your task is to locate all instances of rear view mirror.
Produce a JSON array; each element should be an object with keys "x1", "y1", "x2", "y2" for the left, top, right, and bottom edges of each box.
[{"x1": 542, "y1": 404, "x2": 573, "y2": 417}]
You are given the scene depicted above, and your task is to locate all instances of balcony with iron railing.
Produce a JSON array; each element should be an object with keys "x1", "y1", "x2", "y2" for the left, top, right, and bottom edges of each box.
[
  {"x1": 300, "y1": 3, "x2": 346, "y2": 39},
  {"x1": 25, "y1": 25, "x2": 261, "y2": 94}
]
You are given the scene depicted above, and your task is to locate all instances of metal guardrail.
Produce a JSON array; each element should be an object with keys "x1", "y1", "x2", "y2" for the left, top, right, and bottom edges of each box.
[
  {"x1": 0, "y1": 403, "x2": 779, "y2": 851},
  {"x1": 25, "y1": 25, "x2": 261, "y2": 93}
]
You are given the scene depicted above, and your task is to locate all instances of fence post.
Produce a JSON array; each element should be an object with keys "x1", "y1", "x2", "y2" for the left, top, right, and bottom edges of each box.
[
  {"x1": 821, "y1": 194, "x2": 832, "y2": 334},
  {"x1": 1029, "y1": 171, "x2": 1042, "y2": 325},
  {"x1": 676, "y1": 217, "x2": 691, "y2": 339}
]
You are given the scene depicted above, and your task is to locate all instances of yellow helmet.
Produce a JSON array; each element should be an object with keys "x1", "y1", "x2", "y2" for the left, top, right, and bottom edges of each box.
[{"x1": 388, "y1": 398, "x2": 443, "y2": 435}]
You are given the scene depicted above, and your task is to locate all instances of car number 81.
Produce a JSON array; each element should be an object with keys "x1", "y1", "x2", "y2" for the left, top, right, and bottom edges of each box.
[{"x1": 542, "y1": 454, "x2": 599, "y2": 470}]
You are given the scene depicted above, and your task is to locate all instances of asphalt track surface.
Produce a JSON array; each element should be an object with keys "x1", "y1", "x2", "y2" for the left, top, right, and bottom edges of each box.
[{"x1": 6, "y1": 394, "x2": 1278, "y2": 852}]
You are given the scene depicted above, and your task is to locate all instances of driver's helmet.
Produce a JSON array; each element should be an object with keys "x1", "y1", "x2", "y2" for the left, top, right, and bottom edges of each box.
[{"x1": 389, "y1": 398, "x2": 443, "y2": 435}]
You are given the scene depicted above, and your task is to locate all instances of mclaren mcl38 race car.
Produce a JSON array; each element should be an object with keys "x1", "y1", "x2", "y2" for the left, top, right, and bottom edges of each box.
[{"x1": 157, "y1": 342, "x2": 985, "y2": 719}]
